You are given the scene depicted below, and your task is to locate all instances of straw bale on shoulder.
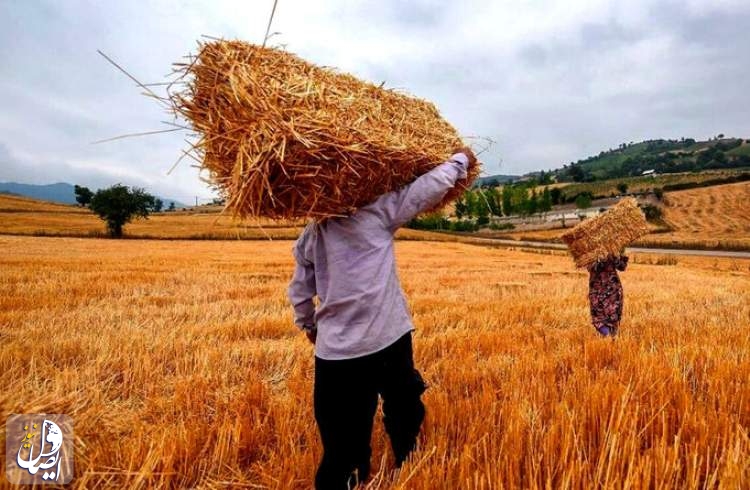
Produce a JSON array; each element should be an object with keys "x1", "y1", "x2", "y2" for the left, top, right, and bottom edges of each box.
[
  {"x1": 561, "y1": 197, "x2": 649, "y2": 268},
  {"x1": 169, "y1": 40, "x2": 479, "y2": 219}
]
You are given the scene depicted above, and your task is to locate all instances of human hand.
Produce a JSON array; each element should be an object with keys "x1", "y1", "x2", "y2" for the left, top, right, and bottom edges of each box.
[
  {"x1": 305, "y1": 328, "x2": 317, "y2": 345},
  {"x1": 452, "y1": 146, "x2": 477, "y2": 167}
]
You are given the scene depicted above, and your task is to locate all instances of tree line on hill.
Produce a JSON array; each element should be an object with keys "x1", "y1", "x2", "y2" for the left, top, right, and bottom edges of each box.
[
  {"x1": 455, "y1": 185, "x2": 556, "y2": 220},
  {"x1": 407, "y1": 180, "x2": 672, "y2": 233},
  {"x1": 554, "y1": 137, "x2": 750, "y2": 183},
  {"x1": 409, "y1": 184, "x2": 564, "y2": 232}
]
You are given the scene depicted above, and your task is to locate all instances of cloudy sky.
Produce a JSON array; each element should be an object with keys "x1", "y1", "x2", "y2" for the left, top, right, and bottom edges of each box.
[{"x1": 1, "y1": 0, "x2": 748, "y2": 201}]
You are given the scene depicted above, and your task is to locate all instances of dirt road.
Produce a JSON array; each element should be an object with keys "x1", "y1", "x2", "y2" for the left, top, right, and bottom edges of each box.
[{"x1": 460, "y1": 236, "x2": 750, "y2": 259}]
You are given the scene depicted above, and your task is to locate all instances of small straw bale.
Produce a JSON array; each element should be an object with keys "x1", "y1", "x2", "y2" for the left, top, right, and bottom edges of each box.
[
  {"x1": 561, "y1": 197, "x2": 649, "y2": 268},
  {"x1": 169, "y1": 40, "x2": 480, "y2": 219}
]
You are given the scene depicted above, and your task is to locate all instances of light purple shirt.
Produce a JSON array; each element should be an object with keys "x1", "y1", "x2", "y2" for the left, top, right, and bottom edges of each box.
[{"x1": 287, "y1": 153, "x2": 469, "y2": 360}]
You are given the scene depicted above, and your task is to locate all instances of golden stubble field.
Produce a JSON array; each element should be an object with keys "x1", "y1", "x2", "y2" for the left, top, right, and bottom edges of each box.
[
  {"x1": 2, "y1": 181, "x2": 750, "y2": 251},
  {"x1": 1, "y1": 235, "x2": 748, "y2": 489},
  {"x1": 0, "y1": 194, "x2": 304, "y2": 240},
  {"x1": 657, "y1": 181, "x2": 750, "y2": 248}
]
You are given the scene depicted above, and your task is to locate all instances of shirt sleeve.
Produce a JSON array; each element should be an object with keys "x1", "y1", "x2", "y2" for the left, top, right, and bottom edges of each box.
[
  {"x1": 365, "y1": 153, "x2": 469, "y2": 232},
  {"x1": 287, "y1": 229, "x2": 316, "y2": 328}
]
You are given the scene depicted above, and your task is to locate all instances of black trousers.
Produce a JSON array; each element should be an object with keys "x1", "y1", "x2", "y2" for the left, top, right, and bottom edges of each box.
[{"x1": 314, "y1": 332, "x2": 426, "y2": 490}]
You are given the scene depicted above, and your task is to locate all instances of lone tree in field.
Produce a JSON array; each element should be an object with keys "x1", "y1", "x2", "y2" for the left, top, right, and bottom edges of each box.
[
  {"x1": 74, "y1": 185, "x2": 94, "y2": 207},
  {"x1": 89, "y1": 184, "x2": 156, "y2": 238}
]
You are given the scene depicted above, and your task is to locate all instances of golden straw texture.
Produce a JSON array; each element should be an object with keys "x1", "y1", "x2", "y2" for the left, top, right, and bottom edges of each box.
[
  {"x1": 561, "y1": 198, "x2": 650, "y2": 268},
  {"x1": 170, "y1": 40, "x2": 480, "y2": 219}
]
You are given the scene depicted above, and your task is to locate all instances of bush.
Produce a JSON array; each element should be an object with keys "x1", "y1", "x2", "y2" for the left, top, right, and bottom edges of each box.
[
  {"x1": 575, "y1": 193, "x2": 592, "y2": 209},
  {"x1": 450, "y1": 220, "x2": 479, "y2": 232},
  {"x1": 406, "y1": 212, "x2": 449, "y2": 230},
  {"x1": 489, "y1": 222, "x2": 515, "y2": 231},
  {"x1": 641, "y1": 204, "x2": 663, "y2": 221},
  {"x1": 550, "y1": 188, "x2": 562, "y2": 205},
  {"x1": 408, "y1": 214, "x2": 481, "y2": 232}
]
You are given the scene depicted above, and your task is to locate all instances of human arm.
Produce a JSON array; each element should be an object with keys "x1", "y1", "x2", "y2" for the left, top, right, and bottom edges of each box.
[
  {"x1": 287, "y1": 237, "x2": 317, "y2": 336},
  {"x1": 366, "y1": 149, "x2": 474, "y2": 232}
]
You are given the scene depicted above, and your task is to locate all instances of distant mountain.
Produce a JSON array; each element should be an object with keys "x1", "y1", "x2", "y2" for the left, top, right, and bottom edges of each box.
[
  {"x1": 473, "y1": 174, "x2": 519, "y2": 187},
  {"x1": 0, "y1": 182, "x2": 78, "y2": 204},
  {"x1": 0, "y1": 182, "x2": 187, "y2": 208},
  {"x1": 551, "y1": 137, "x2": 750, "y2": 182}
]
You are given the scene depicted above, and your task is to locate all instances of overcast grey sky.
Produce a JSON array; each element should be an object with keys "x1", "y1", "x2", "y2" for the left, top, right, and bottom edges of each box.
[{"x1": 1, "y1": 0, "x2": 748, "y2": 201}]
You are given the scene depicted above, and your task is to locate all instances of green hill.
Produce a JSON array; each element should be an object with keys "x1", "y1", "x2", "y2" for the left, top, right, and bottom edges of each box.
[{"x1": 553, "y1": 137, "x2": 750, "y2": 182}]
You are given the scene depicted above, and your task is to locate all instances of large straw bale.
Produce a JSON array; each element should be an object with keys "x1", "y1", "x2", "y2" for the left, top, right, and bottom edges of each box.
[
  {"x1": 561, "y1": 197, "x2": 649, "y2": 268},
  {"x1": 169, "y1": 40, "x2": 480, "y2": 219}
]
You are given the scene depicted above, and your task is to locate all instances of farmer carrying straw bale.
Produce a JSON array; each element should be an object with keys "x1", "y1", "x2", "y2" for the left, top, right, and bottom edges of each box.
[
  {"x1": 166, "y1": 39, "x2": 479, "y2": 488},
  {"x1": 288, "y1": 148, "x2": 477, "y2": 489},
  {"x1": 561, "y1": 198, "x2": 649, "y2": 337}
]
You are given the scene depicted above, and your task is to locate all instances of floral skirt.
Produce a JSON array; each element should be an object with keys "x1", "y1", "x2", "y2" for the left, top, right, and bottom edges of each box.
[{"x1": 589, "y1": 273, "x2": 624, "y2": 331}]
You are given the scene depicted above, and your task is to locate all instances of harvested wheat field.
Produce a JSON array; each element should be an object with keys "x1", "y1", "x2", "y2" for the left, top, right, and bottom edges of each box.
[
  {"x1": 647, "y1": 181, "x2": 750, "y2": 249},
  {"x1": 0, "y1": 194, "x2": 305, "y2": 240},
  {"x1": 0, "y1": 194, "x2": 526, "y2": 244},
  {"x1": 1, "y1": 235, "x2": 748, "y2": 489}
]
